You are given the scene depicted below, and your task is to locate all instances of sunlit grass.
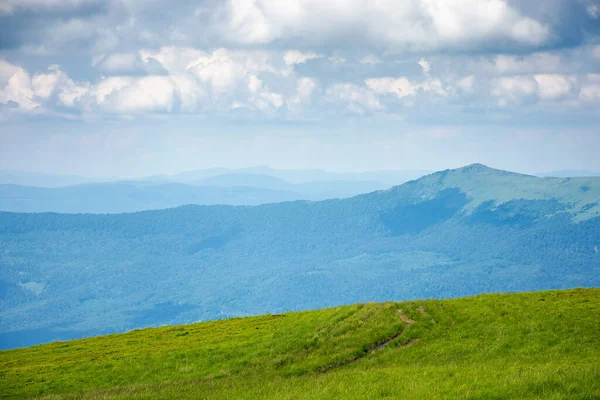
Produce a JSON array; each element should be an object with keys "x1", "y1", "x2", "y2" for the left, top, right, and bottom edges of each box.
[{"x1": 1, "y1": 288, "x2": 599, "y2": 399}]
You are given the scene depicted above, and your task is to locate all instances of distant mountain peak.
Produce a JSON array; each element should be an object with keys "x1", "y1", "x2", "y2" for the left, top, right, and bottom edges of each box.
[
  {"x1": 461, "y1": 163, "x2": 490, "y2": 170},
  {"x1": 449, "y1": 163, "x2": 530, "y2": 177}
]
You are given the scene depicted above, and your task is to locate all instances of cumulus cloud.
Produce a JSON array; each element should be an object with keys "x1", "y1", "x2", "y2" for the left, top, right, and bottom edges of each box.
[
  {"x1": 491, "y1": 76, "x2": 538, "y2": 105},
  {"x1": 494, "y1": 53, "x2": 563, "y2": 74},
  {"x1": 366, "y1": 77, "x2": 418, "y2": 98},
  {"x1": 2, "y1": 0, "x2": 599, "y2": 123},
  {"x1": 220, "y1": 0, "x2": 551, "y2": 51},
  {"x1": 283, "y1": 50, "x2": 321, "y2": 66},
  {"x1": 31, "y1": 65, "x2": 89, "y2": 107},
  {"x1": 325, "y1": 83, "x2": 382, "y2": 114},
  {"x1": 0, "y1": 59, "x2": 37, "y2": 110},
  {"x1": 365, "y1": 60, "x2": 447, "y2": 99},
  {"x1": 456, "y1": 75, "x2": 475, "y2": 93},
  {"x1": 533, "y1": 74, "x2": 575, "y2": 100},
  {"x1": 93, "y1": 52, "x2": 167, "y2": 76},
  {"x1": 580, "y1": 74, "x2": 600, "y2": 102}
]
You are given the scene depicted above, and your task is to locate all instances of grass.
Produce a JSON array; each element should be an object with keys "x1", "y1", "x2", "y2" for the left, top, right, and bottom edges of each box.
[{"x1": 1, "y1": 288, "x2": 599, "y2": 399}]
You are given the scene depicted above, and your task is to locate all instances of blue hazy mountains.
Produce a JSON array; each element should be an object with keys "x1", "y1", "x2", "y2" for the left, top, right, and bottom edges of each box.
[
  {"x1": 0, "y1": 168, "x2": 430, "y2": 213},
  {"x1": 0, "y1": 164, "x2": 599, "y2": 349}
]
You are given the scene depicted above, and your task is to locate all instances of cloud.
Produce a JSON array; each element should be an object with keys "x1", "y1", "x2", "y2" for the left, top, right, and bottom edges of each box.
[
  {"x1": 418, "y1": 59, "x2": 431, "y2": 75},
  {"x1": 365, "y1": 60, "x2": 447, "y2": 99},
  {"x1": 296, "y1": 77, "x2": 316, "y2": 99},
  {"x1": 185, "y1": 48, "x2": 276, "y2": 94},
  {"x1": 247, "y1": 75, "x2": 262, "y2": 93},
  {"x1": 283, "y1": 50, "x2": 321, "y2": 66},
  {"x1": 0, "y1": 59, "x2": 37, "y2": 110},
  {"x1": 93, "y1": 52, "x2": 167, "y2": 75},
  {"x1": 219, "y1": 0, "x2": 551, "y2": 52},
  {"x1": 580, "y1": 74, "x2": 600, "y2": 102},
  {"x1": 366, "y1": 77, "x2": 418, "y2": 98},
  {"x1": 325, "y1": 83, "x2": 383, "y2": 113},
  {"x1": 491, "y1": 76, "x2": 538, "y2": 105},
  {"x1": 456, "y1": 75, "x2": 475, "y2": 93},
  {"x1": 31, "y1": 65, "x2": 89, "y2": 107},
  {"x1": 494, "y1": 53, "x2": 563, "y2": 74},
  {"x1": 533, "y1": 74, "x2": 575, "y2": 100},
  {"x1": 359, "y1": 55, "x2": 381, "y2": 65},
  {"x1": 0, "y1": 0, "x2": 102, "y2": 15}
]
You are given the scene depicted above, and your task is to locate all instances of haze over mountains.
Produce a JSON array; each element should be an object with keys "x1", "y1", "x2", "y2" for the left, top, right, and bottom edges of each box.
[
  {"x1": 1, "y1": 164, "x2": 598, "y2": 349},
  {"x1": 0, "y1": 168, "x2": 429, "y2": 213}
]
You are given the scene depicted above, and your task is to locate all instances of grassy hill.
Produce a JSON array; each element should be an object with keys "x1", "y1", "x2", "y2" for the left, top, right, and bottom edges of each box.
[
  {"x1": 1, "y1": 164, "x2": 599, "y2": 349},
  {"x1": 1, "y1": 288, "x2": 599, "y2": 399}
]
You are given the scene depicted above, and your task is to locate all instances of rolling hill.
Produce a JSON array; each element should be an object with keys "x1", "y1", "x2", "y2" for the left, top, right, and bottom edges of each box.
[
  {"x1": 1, "y1": 289, "x2": 599, "y2": 399},
  {"x1": 0, "y1": 164, "x2": 599, "y2": 349}
]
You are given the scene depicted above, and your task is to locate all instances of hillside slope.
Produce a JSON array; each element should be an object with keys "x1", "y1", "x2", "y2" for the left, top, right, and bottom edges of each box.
[
  {"x1": 1, "y1": 164, "x2": 599, "y2": 348},
  {"x1": 1, "y1": 289, "x2": 599, "y2": 399}
]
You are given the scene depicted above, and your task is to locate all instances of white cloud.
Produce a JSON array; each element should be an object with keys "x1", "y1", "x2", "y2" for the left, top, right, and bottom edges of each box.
[
  {"x1": 92, "y1": 77, "x2": 133, "y2": 105},
  {"x1": 580, "y1": 84, "x2": 600, "y2": 101},
  {"x1": 494, "y1": 53, "x2": 562, "y2": 74},
  {"x1": 418, "y1": 59, "x2": 431, "y2": 75},
  {"x1": 360, "y1": 55, "x2": 381, "y2": 65},
  {"x1": 283, "y1": 50, "x2": 320, "y2": 66},
  {"x1": 248, "y1": 75, "x2": 263, "y2": 93},
  {"x1": 366, "y1": 77, "x2": 418, "y2": 98},
  {"x1": 533, "y1": 74, "x2": 575, "y2": 100},
  {"x1": 186, "y1": 48, "x2": 276, "y2": 93},
  {"x1": 580, "y1": 74, "x2": 600, "y2": 102},
  {"x1": 140, "y1": 47, "x2": 207, "y2": 74},
  {"x1": 0, "y1": 60, "x2": 37, "y2": 110},
  {"x1": 221, "y1": 0, "x2": 550, "y2": 51},
  {"x1": 97, "y1": 76, "x2": 178, "y2": 113},
  {"x1": 30, "y1": 65, "x2": 89, "y2": 107},
  {"x1": 296, "y1": 77, "x2": 316, "y2": 99},
  {"x1": 326, "y1": 83, "x2": 383, "y2": 113},
  {"x1": 256, "y1": 91, "x2": 284, "y2": 110},
  {"x1": 31, "y1": 68, "x2": 59, "y2": 99},
  {"x1": 365, "y1": 72, "x2": 447, "y2": 99},
  {"x1": 456, "y1": 75, "x2": 475, "y2": 93},
  {"x1": 491, "y1": 76, "x2": 538, "y2": 105},
  {"x1": 93, "y1": 53, "x2": 162, "y2": 75},
  {"x1": 593, "y1": 45, "x2": 600, "y2": 59}
]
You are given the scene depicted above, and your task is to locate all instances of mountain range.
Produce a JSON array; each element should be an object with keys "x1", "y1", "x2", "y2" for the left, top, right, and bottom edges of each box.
[
  {"x1": 0, "y1": 169, "x2": 431, "y2": 213},
  {"x1": 0, "y1": 164, "x2": 598, "y2": 349}
]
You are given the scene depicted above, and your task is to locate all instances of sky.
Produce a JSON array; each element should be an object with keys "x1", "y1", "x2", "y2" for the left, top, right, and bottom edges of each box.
[{"x1": 1, "y1": 0, "x2": 599, "y2": 178}]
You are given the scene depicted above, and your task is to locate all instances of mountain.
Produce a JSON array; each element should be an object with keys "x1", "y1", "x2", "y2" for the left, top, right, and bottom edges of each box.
[
  {"x1": 0, "y1": 178, "x2": 386, "y2": 214},
  {"x1": 167, "y1": 166, "x2": 431, "y2": 186},
  {"x1": 193, "y1": 173, "x2": 387, "y2": 198},
  {"x1": 0, "y1": 182, "x2": 305, "y2": 213},
  {"x1": 0, "y1": 164, "x2": 599, "y2": 349},
  {"x1": 536, "y1": 169, "x2": 600, "y2": 178},
  {"x1": 0, "y1": 171, "x2": 395, "y2": 213},
  {"x1": 0, "y1": 170, "x2": 106, "y2": 188},
  {"x1": 193, "y1": 173, "x2": 293, "y2": 190},
  {"x1": 1, "y1": 289, "x2": 599, "y2": 399}
]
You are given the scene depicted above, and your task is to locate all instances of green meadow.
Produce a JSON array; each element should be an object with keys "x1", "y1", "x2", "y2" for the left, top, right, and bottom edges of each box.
[{"x1": 1, "y1": 288, "x2": 599, "y2": 399}]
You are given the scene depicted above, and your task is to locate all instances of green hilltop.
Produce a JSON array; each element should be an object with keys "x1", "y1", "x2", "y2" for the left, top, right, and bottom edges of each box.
[{"x1": 1, "y1": 288, "x2": 599, "y2": 399}]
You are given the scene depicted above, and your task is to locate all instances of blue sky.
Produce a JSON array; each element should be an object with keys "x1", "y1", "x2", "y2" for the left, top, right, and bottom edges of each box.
[{"x1": 1, "y1": 0, "x2": 599, "y2": 177}]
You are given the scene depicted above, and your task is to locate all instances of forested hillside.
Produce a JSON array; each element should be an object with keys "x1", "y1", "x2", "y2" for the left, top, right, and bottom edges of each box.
[{"x1": 1, "y1": 164, "x2": 599, "y2": 348}]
